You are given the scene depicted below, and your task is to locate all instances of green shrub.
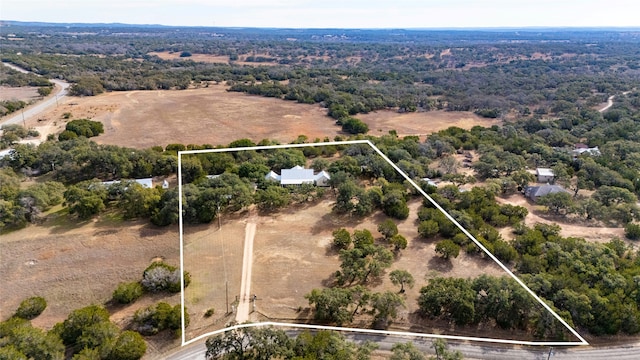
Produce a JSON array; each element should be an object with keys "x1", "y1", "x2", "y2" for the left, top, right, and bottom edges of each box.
[
  {"x1": 112, "y1": 282, "x2": 144, "y2": 304},
  {"x1": 625, "y1": 223, "x2": 640, "y2": 240},
  {"x1": 64, "y1": 119, "x2": 104, "y2": 138},
  {"x1": 204, "y1": 308, "x2": 215, "y2": 317},
  {"x1": 14, "y1": 296, "x2": 47, "y2": 319}
]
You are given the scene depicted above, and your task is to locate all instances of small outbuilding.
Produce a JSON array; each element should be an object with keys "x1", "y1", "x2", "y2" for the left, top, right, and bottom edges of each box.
[{"x1": 536, "y1": 168, "x2": 555, "y2": 183}]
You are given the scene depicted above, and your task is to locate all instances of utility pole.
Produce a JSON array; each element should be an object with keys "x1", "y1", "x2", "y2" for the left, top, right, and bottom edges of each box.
[
  {"x1": 547, "y1": 347, "x2": 554, "y2": 360},
  {"x1": 21, "y1": 108, "x2": 25, "y2": 127},
  {"x1": 225, "y1": 281, "x2": 229, "y2": 314}
]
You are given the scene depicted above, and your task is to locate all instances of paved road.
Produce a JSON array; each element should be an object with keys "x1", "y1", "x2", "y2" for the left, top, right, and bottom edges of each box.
[
  {"x1": 235, "y1": 221, "x2": 256, "y2": 323},
  {"x1": 1, "y1": 62, "x2": 71, "y2": 127},
  {"x1": 164, "y1": 328, "x2": 640, "y2": 360}
]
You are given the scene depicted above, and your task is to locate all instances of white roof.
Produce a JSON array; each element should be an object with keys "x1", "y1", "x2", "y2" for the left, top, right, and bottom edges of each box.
[
  {"x1": 265, "y1": 171, "x2": 280, "y2": 181},
  {"x1": 0, "y1": 148, "x2": 12, "y2": 159},
  {"x1": 536, "y1": 168, "x2": 554, "y2": 177},
  {"x1": 314, "y1": 170, "x2": 331, "y2": 180},
  {"x1": 101, "y1": 178, "x2": 153, "y2": 188},
  {"x1": 281, "y1": 168, "x2": 315, "y2": 185}
]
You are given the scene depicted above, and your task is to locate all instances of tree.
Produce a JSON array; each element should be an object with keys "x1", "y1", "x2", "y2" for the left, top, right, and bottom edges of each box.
[
  {"x1": 390, "y1": 234, "x2": 408, "y2": 251},
  {"x1": 64, "y1": 119, "x2": 104, "y2": 138},
  {"x1": 305, "y1": 287, "x2": 356, "y2": 325},
  {"x1": 370, "y1": 291, "x2": 405, "y2": 328},
  {"x1": 109, "y1": 331, "x2": 147, "y2": 360},
  {"x1": 435, "y1": 239, "x2": 460, "y2": 260},
  {"x1": 341, "y1": 117, "x2": 369, "y2": 134},
  {"x1": 141, "y1": 262, "x2": 188, "y2": 293},
  {"x1": 391, "y1": 342, "x2": 426, "y2": 360},
  {"x1": 418, "y1": 277, "x2": 475, "y2": 325},
  {"x1": 536, "y1": 191, "x2": 574, "y2": 215},
  {"x1": 378, "y1": 219, "x2": 399, "y2": 239},
  {"x1": 625, "y1": 223, "x2": 640, "y2": 240},
  {"x1": 0, "y1": 317, "x2": 64, "y2": 360},
  {"x1": 593, "y1": 185, "x2": 637, "y2": 207},
  {"x1": 112, "y1": 281, "x2": 144, "y2": 304},
  {"x1": 383, "y1": 190, "x2": 410, "y2": 220},
  {"x1": 293, "y1": 330, "x2": 377, "y2": 360},
  {"x1": 117, "y1": 183, "x2": 161, "y2": 219},
  {"x1": 63, "y1": 184, "x2": 107, "y2": 219},
  {"x1": 14, "y1": 296, "x2": 47, "y2": 320},
  {"x1": 389, "y1": 269, "x2": 415, "y2": 293},
  {"x1": 205, "y1": 326, "x2": 293, "y2": 360},
  {"x1": 332, "y1": 228, "x2": 352, "y2": 250},
  {"x1": 418, "y1": 220, "x2": 440, "y2": 239},
  {"x1": 254, "y1": 185, "x2": 291, "y2": 211},
  {"x1": 69, "y1": 77, "x2": 105, "y2": 96},
  {"x1": 132, "y1": 302, "x2": 187, "y2": 336},
  {"x1": 58, "y1": 305, "x2": 111, "y2": 346}
]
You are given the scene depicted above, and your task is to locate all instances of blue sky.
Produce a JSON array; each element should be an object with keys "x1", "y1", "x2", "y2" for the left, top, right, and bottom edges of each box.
[{"x1": 2, "y1": 0, "x2": 639, "y2": 28}]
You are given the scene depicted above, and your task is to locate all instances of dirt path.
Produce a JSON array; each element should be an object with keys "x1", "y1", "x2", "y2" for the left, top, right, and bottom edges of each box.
[{"x1": 235, "y1": 221, "x2": 256, "y2": 323}]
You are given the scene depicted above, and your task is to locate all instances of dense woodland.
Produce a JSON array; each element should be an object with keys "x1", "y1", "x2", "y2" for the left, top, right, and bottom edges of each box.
[{"x1": 2, "y1": 24, "x2": 640, "y2": 358}]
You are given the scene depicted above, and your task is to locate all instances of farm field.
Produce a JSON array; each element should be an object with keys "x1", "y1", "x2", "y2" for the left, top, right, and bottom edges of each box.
[{"x1": 22, "y1": 85, "x2": 499, "y2": 149}]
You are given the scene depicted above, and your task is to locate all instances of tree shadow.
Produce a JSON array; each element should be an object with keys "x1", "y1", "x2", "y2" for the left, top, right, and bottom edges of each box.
[{"x1": 427, "y1": 256, "x2": 454, "y2": 273}]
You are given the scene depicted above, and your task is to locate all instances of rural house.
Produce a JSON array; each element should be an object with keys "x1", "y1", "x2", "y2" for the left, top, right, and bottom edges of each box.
[
  {"x1": 524, "y1": 184, "x2": 569, "y2": 202},
  {"x1": 572, "y1": 146, "x2": 601, "y2": 159},
  {"x1": 535, "y1": 168, "x2": 555, "y2": 183},
  {"x1": 265, "y1": 165, "x2": 331, "y2": 186},
  {"x1": 101, "y1": 178, "x2": 153, "y2": 188}
]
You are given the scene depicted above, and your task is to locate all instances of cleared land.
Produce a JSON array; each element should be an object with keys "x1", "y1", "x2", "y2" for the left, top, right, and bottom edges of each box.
[
  {"x1": 183, "y1": 196, "x2": 532, "y2": 341},
  {"x1": 0, "y1": 86, "x2": 40, "y2": 102},
  {"x1": 23, "y1": 86, "x2": 499, "y2": 149},
  {"x1": 0, "y1": 213, "x2": 181, "y2": 328}
]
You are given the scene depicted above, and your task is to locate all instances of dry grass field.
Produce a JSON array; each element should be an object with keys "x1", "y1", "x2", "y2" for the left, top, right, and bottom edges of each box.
[
  {"x1": 0, "y1": 212, "x2": 181, "y2": 327},
  {"x1": 0, "y1": 86, "x2": 40, "y2": 102},
  {"x1": 26, "y1": 86, "x2": 499, "y2": 149},
  {"x1": 181, "y1": 195, "x2": 543, "y2": 342}
]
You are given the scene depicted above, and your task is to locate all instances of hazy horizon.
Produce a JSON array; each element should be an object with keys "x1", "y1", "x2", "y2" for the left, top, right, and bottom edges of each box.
[{"x1": 2, "y1": 0, "x2": 639, "y2": 29}]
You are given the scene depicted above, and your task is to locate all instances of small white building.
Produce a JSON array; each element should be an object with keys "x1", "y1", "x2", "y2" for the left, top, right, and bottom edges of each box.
[
  {"x1": 572, "y1": 146, "x2": 601, "y2": 159},
  {"x1": 536, "y1": 168, "x2": 555, "y2": 183},
  {"x1": 265, "y1": 166, "x2": 331, "y2": 186},
  {"x1": 101, "y1": 178, "x2": 153, "y2": 188}
]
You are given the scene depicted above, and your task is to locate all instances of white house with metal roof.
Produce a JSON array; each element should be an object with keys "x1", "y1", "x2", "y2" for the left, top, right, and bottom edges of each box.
[{"x1": 265, "y1": 165, "x2": 331, "y2": 186}]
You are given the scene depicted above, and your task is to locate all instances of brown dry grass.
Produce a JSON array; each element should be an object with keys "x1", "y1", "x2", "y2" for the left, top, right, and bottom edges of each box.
[
  {"x1": 0, "y1": 212, "x2": 180, "y2": 329},
  {"x1": 28, "y1": 87, "x2": 498, "y2": 149},
  {"x1": 148, "y1": 51, "x2": 231, "y2": 64},
  {"x1": 0, "y1": 86, "x2": 40, "y2": 102},
  {"x1": 359, "y1": 110, "x2": 500, "y2": 140},
  {"x1": 183, "y1": 195, "x2": 512, "y2": 342}
]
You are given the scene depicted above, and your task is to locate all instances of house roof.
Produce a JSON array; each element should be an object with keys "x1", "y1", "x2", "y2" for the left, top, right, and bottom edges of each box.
[
  {"x1": 101, "y1": 178, "x2": 153, "y2": 188},
  {"x1": 314, "y1": 170, "x2": 331, "y2": 180},
  {"x1": 526, "y1": 184, "x2": 568, "y2": 198},
  {"x1": 281, "y1": 168, "x2": 315, "y2": 185},
  {"x1": 536, "y1": 168, "x2": 554, "y2": 177},
  {"x1": 265, "y1": 171, "x2": 280, "y2": 181}
]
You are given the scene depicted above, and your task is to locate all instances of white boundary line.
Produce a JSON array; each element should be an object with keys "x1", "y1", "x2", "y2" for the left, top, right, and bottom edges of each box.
[{"x1": 178, "y1": 140, "x2": 588, "y2": 347}]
